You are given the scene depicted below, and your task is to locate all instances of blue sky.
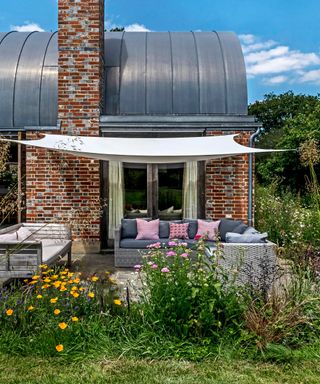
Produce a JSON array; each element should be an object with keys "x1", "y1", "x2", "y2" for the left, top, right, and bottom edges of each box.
[{"x1": 1, "y1": 0, "x2": 319, "y2": 103}]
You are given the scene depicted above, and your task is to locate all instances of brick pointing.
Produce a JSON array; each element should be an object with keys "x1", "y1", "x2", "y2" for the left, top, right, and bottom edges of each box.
[
  {"x1": 205, "y1": 131, "x2": 253, "y2": 223},
  {"x1": 25, "y1": 0, "x2": 104, "y2": 242}
]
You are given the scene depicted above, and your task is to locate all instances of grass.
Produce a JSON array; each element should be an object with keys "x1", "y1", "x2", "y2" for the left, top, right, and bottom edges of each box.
[{"x1": 1, "y1": 354, "x2": 320, "y2": 384}]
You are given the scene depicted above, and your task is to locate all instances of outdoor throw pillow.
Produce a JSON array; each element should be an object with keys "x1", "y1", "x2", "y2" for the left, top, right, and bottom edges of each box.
[
  {"x1": 0, "y1": 232, "x2": 18, "y2": 241},
  {"x1": 196, "y1": 219, "x2": 220, "y2": 241},
  {"x1": 135, "y1": 218, "x2": 160, "y2": 240},
  {"x1": 17, "y1": 227, "x2": 33, "y2": 241},
  {"x1": 225, "y1": 232, "x2": 268, "y2": 243},
  {"x1": 169, "y1": 223, "x2": 189, "y2": 239}
]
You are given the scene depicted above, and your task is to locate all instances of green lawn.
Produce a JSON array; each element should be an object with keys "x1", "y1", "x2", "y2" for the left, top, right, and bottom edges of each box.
[{"x1": 1, "y1": 355, "x2": 320, "y2": 384}]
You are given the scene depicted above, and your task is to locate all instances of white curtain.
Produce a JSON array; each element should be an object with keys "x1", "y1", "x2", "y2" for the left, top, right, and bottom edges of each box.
[
  {"x1": 183, "y1": 161, "x2": 198, "y2": 219},
  {"x1": 108, "y1": 161, "x2": 124, "y2": 239}
]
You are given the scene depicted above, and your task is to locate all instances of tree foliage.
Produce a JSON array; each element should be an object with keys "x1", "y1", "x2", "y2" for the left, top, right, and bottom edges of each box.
[{"x1": 249, "y1": 92, "x2": 320, "y2": 193}]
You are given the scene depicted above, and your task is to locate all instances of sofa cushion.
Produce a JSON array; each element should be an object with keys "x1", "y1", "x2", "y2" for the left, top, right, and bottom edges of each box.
[
  {"x1": 0, "y1": 232, "x2": 17, "y2": 241},
  {"x1": 159, "y1": 221, "x2": 170, "y2": 238},
  {"x1": 196, "y1": 219, "x2": 220, "y2": 241},
  {"x1": 225, "y1": 232, "x2": 268, "y2": 243},
  {"x1": 183, "y1": 219, "x2": 198, "y2": 239},
  {"x1": 121, "y1": 219, "x2": 138, "y2": 238},
  {"x1": 120, "y1": 238, "x2": 169, "y2": 249},
  {"x1": 169, "y1": 223, "x2": 189, "y2": 239},
  {"x1": 219, "y1": 219, "x2": 248, "y2": 241},
  {"x1": 243, "y1": 226, "x2": 259, "y2": 235},
  {"x1": 136, "y1": 218, "x2": 160, "y2": 240}
]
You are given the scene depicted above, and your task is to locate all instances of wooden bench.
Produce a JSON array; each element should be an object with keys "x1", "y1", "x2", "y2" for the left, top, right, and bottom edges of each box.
[{"x1": 0, "y1": 223, "x2": 72, "y2": 279}]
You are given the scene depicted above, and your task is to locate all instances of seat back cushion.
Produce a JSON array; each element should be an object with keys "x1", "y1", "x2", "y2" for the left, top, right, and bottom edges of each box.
[
  {"x1": 225, "y1": 232, "x2": 268, "y2": 243},
  {"x1": 219, "y1": 219, "x2": 248, "y2": 241},
  {"x1": 121, "y1": 219, "x2": 138, "y2": 238},
  {"x1": 183, "y1": 219, "x2": 198, "y2": 239},
  {"x1": 169, "y1": 223, "x2": 189, "y2": 239},
  {"x1": 196, "y1": 219, "x2": 220, "y2": 241}
]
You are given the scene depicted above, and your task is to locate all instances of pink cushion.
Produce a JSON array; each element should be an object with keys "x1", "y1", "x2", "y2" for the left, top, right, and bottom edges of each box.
[
  {"x1": 196, "y1": 219, "x2": 220, "y2": 241},
  {"x1": 169, "y1": 223, "x2": 189, "y2": 239},
  {"x1": 0, "y1": 232, "x2": 17, "y2": 241},
  {"x1": 136, "y1": 219, "x2": 160, "y2": 240}
]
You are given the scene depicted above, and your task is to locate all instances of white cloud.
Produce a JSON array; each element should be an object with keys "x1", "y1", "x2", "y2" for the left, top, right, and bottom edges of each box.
[
  {"x1": 105, "y1": 19, "x2": 151, "y2": 32},
  {"x1": 241, "y1": 34, "x2": 320, "y2": 86},
  {"x1": 298, "y1": 69, "x2": 320, "y2": 84},
  {"x1": 10, "y1": 22, "x2": 44, "y2": 32},
  {"x1": 263, "y1": 75, "x2": 288, "y2": 85},
  {"x1": 124, "y1": 23, "x2": 150, "y2": 32}
]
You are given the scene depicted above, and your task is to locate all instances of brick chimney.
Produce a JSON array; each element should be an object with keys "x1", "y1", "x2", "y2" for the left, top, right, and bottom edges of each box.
[{"x1": 26, "y1": 0, "x2": 104, "y2": 253}]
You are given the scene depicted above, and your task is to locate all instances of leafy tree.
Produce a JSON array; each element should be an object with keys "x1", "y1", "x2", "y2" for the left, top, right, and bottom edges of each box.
[{"x1": 249, "y1": 92, "x2": 320, "y2": 192}]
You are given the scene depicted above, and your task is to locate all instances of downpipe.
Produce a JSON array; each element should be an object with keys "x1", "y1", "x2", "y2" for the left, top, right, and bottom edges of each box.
[{"x1": 248, "y1": 127, "x2": 263, "y2": 227}]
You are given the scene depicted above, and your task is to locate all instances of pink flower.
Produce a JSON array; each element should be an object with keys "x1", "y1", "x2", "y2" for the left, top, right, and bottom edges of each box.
[
  {"x1": 151, "y1": 264, "x2": 158, "y2": 269},
  {"x1": 166, "y1": 251, "x2": 176, "y2": 257},
  {"x1": 147, "y1": 261, "x2": 154, "y2": 266},
  {"x1": 180, "y1": 242, "x2": 188, "y2": 247},
  {"x1": 134, "y1": 264, "x2": 142, "y2": 271},
  {"x1": 161, "y1": 267, "x2": 170, "y2": 273},
  {"x1": 147, "y1": 242, "x2": 161, "y2": 249},
  {"x1": 180, "y1": 253, "x2": 188, "y2": 258},
  {"x1": 194, "y1": 234, "x2": 202, "y2": 240},
  {"x1": 168, "y1": 241, "x2": 177, "y2": 247}
]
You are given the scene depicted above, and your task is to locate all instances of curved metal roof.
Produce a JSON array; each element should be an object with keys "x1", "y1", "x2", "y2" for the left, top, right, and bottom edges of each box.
[
  {"x1": 105, "y1": 31, "x2": 247, "y2": 115},
  {"x1": 0, "y1": 31, "x2": 248, "y2": 130}
]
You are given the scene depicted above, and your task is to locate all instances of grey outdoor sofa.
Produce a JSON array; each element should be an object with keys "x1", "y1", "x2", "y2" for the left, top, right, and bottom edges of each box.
[
  {"x1": 114, "y1": 218, "x2": 278, "y2": 278},
  {"x1": 0, "y1": 223, "x2": 72, "y2": 279}
]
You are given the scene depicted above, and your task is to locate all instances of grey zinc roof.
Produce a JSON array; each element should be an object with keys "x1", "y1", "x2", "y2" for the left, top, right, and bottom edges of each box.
[
  {"x1": 0, "y1": 31, "x2": 248, "y2": 130},
  {"x1": 104, "y1": 31, "x2": 248, "y2": 115}
]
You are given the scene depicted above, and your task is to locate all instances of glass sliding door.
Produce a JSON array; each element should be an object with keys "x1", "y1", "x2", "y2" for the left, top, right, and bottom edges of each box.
[
  {"x1": 123, "y1": 163, "x2": 148, "y2": 218},
  {"x1": 158, "y1": 164, "x2": 184, "y2": 220}
]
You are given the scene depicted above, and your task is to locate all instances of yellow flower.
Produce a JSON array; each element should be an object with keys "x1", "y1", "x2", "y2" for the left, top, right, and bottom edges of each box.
[
  {"x1": 71, "y1": 316, "x2": 79, "y2": 322},
  {"x1": 50, "y1": 297, "x2": 58, "y2": 304},
  {"x1": 52, "y1": 275, "x2": 59, "y2": 280},
  {"x1": 54, "y1": 309, "x2": 61, "y2": 315},
  {"x1": 58, "y1": 322, "x2": 68, "y2": 330},
  {"x1": 29, "y1": 281, "x2": 37, "y2": 285},
  {"x1": 23, "y1": 279, "x2": 29, "y2": 283},
  {"x1": 42, "y1": 284, "x2": 50, "y2": 289},
  {"x1": 60, "y1": 286, "x2": 67, "y2": 292},
  {"x1": 32, "y1": 275, "x2": 40, "y2": 280},
  {"x1": 43, "y1": 278, "x2": 51, "y2": 283},
  {"x1": 67, "y1": 272, "x2": 74, "y2": 278},
  {"x1": 71, "y1": 286, "x2": 78, "y2": 291},
  {"x1": 56, "y1": 344, "x2": 63, "y2": 352},
  {"x1": 71, "y1": 292, "x2": 79, "y2": 298},
  {"x1": 27, "y1": 306, "x2": 34, "y2": 311},
  {"x1": 91, "y1": 276, "x2": 99, "y2": 282},
  {"x1": 60, "y1": 270, "x2": 68, "y2": 275},
  {"x1": 53, "y1": 281, "x2": 61, "y2": 288},
  {"x1": 79, "y1": 287, "x2": 84, "y2": 292},
  {"x1": 87, "y1": 292, "x2": 95, "y2": 298},
  {"x1": 36, "y1": 294, "x2": 43, "y2": 299},
  {"x1": 73, "y1": 278, "x2": 80, "y2": 284},
  {"x1": 6, "y1": 309, "x2": 13, "y2": 316},
  {"x1": 113, "y1": 299, "x2": 121, "y2": 306},
  {"x1": 42, "y1": 271, "x2": 48, "y2": 275},
  {"x1": 40, "y1": 264, "x2": 48, "y2": 269}
]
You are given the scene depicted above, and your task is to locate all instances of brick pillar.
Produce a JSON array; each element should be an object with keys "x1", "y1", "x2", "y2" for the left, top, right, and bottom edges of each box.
[
  {"x1": 205, "y1": 131, "x2": 252, "y2": 223},
  {"x1": 26, "y1": 0, "x2": 104, "y2": 253}
]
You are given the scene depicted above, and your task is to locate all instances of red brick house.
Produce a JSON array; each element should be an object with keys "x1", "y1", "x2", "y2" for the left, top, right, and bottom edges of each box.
[{"x1": 0, "y1": 0, "x2": 261, "y2": 252}]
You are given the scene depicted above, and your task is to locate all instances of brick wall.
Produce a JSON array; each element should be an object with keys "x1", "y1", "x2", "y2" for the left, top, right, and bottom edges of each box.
[
  {"x1": 25, "y1": 0, "x2": 104, "y2": 251},
  {"x1": 205, "y1": 131, "x2": 253, "y2": 223}
]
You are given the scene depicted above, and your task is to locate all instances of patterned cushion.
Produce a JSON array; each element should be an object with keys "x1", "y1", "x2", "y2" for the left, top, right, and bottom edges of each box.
[
  {"x1": 136, "y1": 219, "x2": 160, "y2": 240},
  {"x1": 169, "y1": 223, "x2": 189, "y2": 239},
  {"x1": 196, "y1": 219, "x2": 220, "y2": 241}
]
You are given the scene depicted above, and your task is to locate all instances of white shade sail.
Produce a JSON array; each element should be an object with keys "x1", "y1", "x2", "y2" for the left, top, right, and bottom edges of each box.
[{"x1": 1, "y1": 134, "x2": 285, "y2": 163}]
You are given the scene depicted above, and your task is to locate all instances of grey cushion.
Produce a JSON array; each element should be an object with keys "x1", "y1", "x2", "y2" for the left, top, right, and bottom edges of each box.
[
  {"x1": 225, "y1": 232, "x2": 268, "y2": 243},
  {"x1": 219, "y1": 219, "x2": 248, "y2": 241},
  {"x1": 120, "y1": 238, "x2": 169, "y2": 249},
  {"x1": 243, "y1": 226, "x2": 259, "y2": 235},
  {"x1": 183, "y1": 219, "x2": 198, "y2": 239},
  {"x1": 121, "y1": 219, "x2": 137, "y2": 238},
  {"x1": 159, "y1": 221, "x2": 170, "y2": 238}
]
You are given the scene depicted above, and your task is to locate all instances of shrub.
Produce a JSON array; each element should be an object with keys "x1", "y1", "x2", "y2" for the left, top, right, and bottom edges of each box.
[{"x1": 135, "y1": 238, "x2": 247, "y2": 341}]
